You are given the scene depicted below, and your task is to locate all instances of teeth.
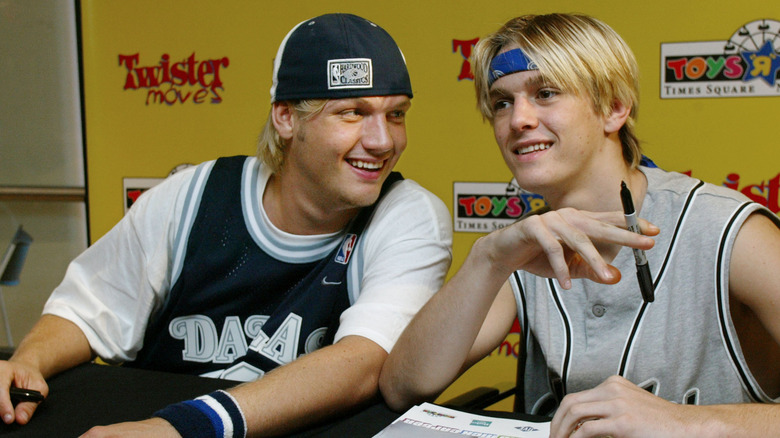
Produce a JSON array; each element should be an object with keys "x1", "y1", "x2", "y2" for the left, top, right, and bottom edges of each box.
[
  {"x1": 518, "y1": 143, "x2": 551, "y2": 154},
  {"x1": 349, "y1": 160, "x2": 383, "y2": 170}
]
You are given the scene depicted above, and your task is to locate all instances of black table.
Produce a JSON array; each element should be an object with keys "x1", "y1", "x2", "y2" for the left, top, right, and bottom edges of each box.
[
  {"x1": 0, "y1": 362, "x2": 234, "y2": 437},
  {"x1": 0, "y1": 361, "x2": 403, "y2": 437},
  {"x1": 0, "y1": 360, "x2": 542, "y2": 437}
]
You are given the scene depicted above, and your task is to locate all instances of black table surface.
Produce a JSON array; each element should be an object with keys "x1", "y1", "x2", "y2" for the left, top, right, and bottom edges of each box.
[
  {"x1": 0, "y1": 360, "x2": 404, "y2": 437},
  {"x1": 0, "y1": 362, "x2": 235, "y2": 437},
  {"x1": 0, "y1": 358, "x2": 541, "y2": 437}
]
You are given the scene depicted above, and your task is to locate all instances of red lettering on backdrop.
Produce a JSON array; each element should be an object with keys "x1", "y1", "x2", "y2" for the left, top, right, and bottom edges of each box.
[
  {"x1": 666, "y1": 58, "x2": 688, "y2": 80},
  {"x1": 724, "y1": 173, "x2": 780, "y2": 213},
  {"x1": 506, "y1": 197, "x2": 524, "y2": 217},
  {"x1": 665, "y1": 55, "x2": 745, "y2": 81},
  {"x1": 119, "y1": 52, "x2": 230, "y2": 105},
  {"x1": 490, "y1": 318, "x2": 522, "y2": 358},
  {"x1": 452, "y1": 38, "x2": 479, "y2": 80},
  {"x1": 724, "y1": 56, "x2": 745, "y2": 78},
  {"x1": 126, "y1": 190, "x2": 143, "y2": 203},
  {"x1": 458, "y1": 196, "x2": 477, "y2": 215}
]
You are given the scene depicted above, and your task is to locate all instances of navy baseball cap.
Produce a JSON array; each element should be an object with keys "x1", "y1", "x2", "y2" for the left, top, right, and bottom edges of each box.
[{"x1": 270, "y1": 13, "x2": 413, "y2": 102}]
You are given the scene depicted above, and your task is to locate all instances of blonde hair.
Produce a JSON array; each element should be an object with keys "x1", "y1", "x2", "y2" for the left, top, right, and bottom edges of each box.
[
  {"x1": 256, "y1": 99, "x2": 329, "y2": 173},
  {"x1": 473, "y1": 14, "x2": 642, "y2": 167}
]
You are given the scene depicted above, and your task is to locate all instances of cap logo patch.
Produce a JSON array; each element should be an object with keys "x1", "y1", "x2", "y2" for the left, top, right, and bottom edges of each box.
[{"x1": 328, "y1": 58, "x2": 373, "y2": 89}]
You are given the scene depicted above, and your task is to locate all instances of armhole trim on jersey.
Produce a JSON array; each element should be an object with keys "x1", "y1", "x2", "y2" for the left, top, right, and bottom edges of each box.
[{"x1": 170, "y1": 161, "x2": 216, "y2": 286}]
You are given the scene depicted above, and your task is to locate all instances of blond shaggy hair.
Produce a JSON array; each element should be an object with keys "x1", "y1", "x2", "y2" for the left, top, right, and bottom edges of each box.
[
  {"x1": 256, "y1": 99, "x2": 329, "y2": 174},
  {"x1": 473, "y1": 14, "x2": 642, "y2": 168}
]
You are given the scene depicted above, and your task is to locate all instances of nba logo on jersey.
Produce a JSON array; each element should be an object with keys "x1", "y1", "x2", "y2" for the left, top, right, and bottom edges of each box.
[{"x1": 335, "y1": 234, "x2": 357, "y2": 264}]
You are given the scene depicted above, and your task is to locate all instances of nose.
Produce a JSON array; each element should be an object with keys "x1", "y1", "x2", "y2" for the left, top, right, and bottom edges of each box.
[
  {"x1": 361, "y1": 115, "x2": 395, "y2": 155},
  {"x1": 509, "y1": 96, "x2": 539, "y2": 132}
]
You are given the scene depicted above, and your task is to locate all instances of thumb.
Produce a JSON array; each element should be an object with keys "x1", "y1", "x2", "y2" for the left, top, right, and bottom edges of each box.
[{"x1": 13, "y1": 399, "x2": 41, "y2": 425}]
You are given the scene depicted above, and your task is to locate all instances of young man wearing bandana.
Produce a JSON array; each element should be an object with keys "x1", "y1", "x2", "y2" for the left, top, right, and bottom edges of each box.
[
  {"x1": 380, "y1": 13, "x2": 780, "y2": 437},
  {"x1": 0, "y1": 13, "x2": 452, "y2": 437}
]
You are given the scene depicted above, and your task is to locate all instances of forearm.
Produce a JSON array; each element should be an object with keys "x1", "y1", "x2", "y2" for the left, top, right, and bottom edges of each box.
[
  {"x1": 552, "y1": 376, "x2": 780, "y2": 438},
  {"x1": 692, "y1": 403, "x2": 780, "y2": 437},
  {"x1": 639, "y1": 402, "x2": 780, "y2": 437},
  {"x1": 380, "y1": 235, "x2": 513, "y2": 410},
  {"x1": 227, "y1": 335, "x2": 386, "y2": 437},
  {"x1": 10, "y1": 315, "x2": 92, "y2": 378}
]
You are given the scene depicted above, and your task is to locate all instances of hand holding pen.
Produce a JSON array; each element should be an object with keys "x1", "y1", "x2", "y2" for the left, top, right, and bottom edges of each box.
[{"x1": 620, "y1": 181, "x2": 655, "y2": 302}]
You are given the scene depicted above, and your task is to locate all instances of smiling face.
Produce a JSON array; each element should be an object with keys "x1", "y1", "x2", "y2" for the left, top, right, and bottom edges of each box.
[
  {"x1": 489, "y1": 68, "x2": 622, "y2": 206},
  {"x1": 473, "y1": 15, "x2": 643, "y2": 174},
  {"x1": 277, "y1": 95, "x2": 411, "y2": 215}
]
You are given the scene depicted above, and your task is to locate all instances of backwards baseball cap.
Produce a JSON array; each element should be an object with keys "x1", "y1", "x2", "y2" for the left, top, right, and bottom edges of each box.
[{"x1": 270, "y1": 13, "x2": 413, "y2": 102}]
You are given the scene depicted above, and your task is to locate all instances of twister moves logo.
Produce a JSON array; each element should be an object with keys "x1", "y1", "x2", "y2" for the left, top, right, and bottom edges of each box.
[
  {"x1": 119, "y1": 53, "x2": 229, "y2": 105},
  {"x1": 661, "y1": 19, "x2": 780, "y2": 98},
  {"x1": 453, "y1": 180, "x2": 546, "y2": 233},
  {"x1": 453, "y1": 38, "x2": 478, "y2": 81}
]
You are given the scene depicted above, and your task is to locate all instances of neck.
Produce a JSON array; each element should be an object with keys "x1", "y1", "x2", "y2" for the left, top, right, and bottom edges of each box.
[
  {"x1": 262, "y1": 172, "x2": 357, "y2": 235},
  {"x1": 546, "y1": 165, "x2": 647, "y2": 265},
  {"x1": 545, "y1": 163, "x2": 647, "y2": 214}
]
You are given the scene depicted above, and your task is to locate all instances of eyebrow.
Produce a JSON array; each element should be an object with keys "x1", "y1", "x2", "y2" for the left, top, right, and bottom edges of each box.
[
  {"x1": 488, "y1": 87, "x2": 511, "y2": 101},
  {"x1": 488, "y1": 72, "x2": 553, "y2": 99},
  {"x1": 332, "y1": 96, "x2": 412, "y2": 112},
  {"x1": 526, "y1": 74, "x2": 549, "y2": 89}
]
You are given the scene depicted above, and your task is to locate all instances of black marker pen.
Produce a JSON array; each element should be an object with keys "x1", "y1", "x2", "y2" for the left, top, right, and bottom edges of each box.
[
  {"x1": 10, "y1": 387, "x2": 44, "y2": 403},
  {"x1": 620, "y1": 181, "x2": 654, "y2": 303}
]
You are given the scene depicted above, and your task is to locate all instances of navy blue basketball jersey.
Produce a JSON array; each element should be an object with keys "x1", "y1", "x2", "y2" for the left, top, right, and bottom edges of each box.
[{"x1": 128, "y1": 156, "x2": 402, "y2": 380}]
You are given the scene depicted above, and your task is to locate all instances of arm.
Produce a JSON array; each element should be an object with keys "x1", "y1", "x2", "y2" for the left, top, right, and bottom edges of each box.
[
  {"x1": 232, "y1": 335, "x2": 387, "y2": 435},
  {"x1": 0, "y1": 171, "x2": 194, "y2": 426},
  {"x1": 380, "y1": 209, "x2": 657, "y2": 411},
  {"x1": 550, "y1": 212, "x2": 780, "y2": 438},
  {"x1": 379, "y1": 246, "x2": 518, "y2": 410},
  {"x1": 551, "y1": 375, "x2": 780, "y2": 438},
  {"x1": 86, "y1": 178, "x2": 453, "y2": 436},
  {"x1": 81, "y1": 335, "x2": 388, "y2": 437},
  {"x1": 0, "y1": 315, "x2": 92, "y2": 424}
]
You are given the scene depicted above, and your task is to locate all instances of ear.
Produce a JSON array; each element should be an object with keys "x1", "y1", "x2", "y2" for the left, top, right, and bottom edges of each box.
[
  {"x1": 271, "y1": 101, "x2": 295, "y2": 141},
  {"x1": 603, "y1": 99, "x2": 631, "y2": 135}
]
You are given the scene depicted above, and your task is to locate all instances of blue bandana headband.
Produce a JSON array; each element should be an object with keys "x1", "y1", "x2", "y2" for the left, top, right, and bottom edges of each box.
[{"x1": 488, "y1": 48, "x2": 538, "y2": 86}]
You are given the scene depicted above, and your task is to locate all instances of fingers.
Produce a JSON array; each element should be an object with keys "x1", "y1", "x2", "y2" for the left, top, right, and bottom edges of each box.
[
  {"x1": 561, "y1": 209, "x2": 656, "y2": 250},
  {"x1": 567, "y1": 418, "x2": 616, "y2": 438},
  {"x1": 526, "y1": 216, "x2": 576, "y2": 289},
  {"x1": 496, "y1": 208, "x2": 658, "y2": 290},
  {"x1": 551, "y1": 376, "x2": 641, "y2": 438},
  {"x1": 12, "y1": 375, "x2": 47, "y2": 425},
  {"x1": 524, "y1": 210, "x2": 649, "y2": 286},
  {"x1": 0, "y1": 361, "x2": 47, "y2": 424},
  {"x1": 13, "y1": 401, "x2": 39, "y2": 425},
  {"x1": 637, "y1": 217, "x2": 660, "y2": 236},
  {"x1": 0, "y1": 366, "x2": 16, "y2": 424},
  {"x1": 552, "y1": 389, "x2": 606, "y2": 437},
  {"x1": 0, "y1": 395, "x2": 12, "y2": 425}
]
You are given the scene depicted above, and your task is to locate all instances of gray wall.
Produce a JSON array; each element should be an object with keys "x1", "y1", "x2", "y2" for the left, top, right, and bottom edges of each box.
[{"x1": 0, "y1": 0, "x2": 87, "y2": 347}]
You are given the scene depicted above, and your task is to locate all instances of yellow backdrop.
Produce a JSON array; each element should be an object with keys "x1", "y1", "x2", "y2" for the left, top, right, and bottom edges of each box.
[{"x1": 80, "y1": 0, "x2": 780, "y2": 410}]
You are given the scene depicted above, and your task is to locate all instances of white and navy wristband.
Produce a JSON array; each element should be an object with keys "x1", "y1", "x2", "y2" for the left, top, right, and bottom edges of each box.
[{"x1": 153, "y1": 390, "x2": 247, "y2": 438}]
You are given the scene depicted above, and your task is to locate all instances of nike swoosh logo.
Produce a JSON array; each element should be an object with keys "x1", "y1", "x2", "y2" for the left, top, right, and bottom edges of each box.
[{"x1": 321, "y1": 277, "x2": 342, "y2": 286}]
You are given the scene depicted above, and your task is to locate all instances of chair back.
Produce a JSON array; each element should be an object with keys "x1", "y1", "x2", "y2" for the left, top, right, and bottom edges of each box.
[{"x1": 0, "y1": 226, "x2": 33, "y2": 285}]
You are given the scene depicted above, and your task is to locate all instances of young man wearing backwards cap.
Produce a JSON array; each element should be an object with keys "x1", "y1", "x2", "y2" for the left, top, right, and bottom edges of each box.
[
  {"x1": 0, "y1": 13, "x2": 452, "y2": 436},
  {"x1": 380, "y1": 13, "x2": 780, "y2": 437}
]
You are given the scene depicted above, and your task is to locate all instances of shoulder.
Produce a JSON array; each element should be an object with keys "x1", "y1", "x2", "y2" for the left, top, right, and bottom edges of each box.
[
  {"x1": 132, "y1": 160, "x2": 216, "y2": 203},
  {"x1": 123, "y1": 159, "x2": 231, "y2": 235},
  {"x1": 125, "y1": 165, "x2": 200, "y2": 218},
  {"x1": 643, "y1": 166, "x2": 756, "y2": 219},
  {"x1": 378, "y1": 178, "x2": 448, "y2": 215},
  {"x1": 134, "y1": 157, "x2": 260, "y2": 208},
  {"x1": 372, "y1": 178, "x2": 452, "y2": 237}
]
